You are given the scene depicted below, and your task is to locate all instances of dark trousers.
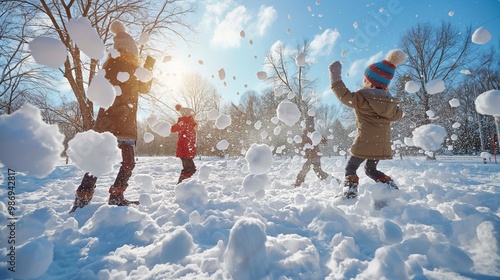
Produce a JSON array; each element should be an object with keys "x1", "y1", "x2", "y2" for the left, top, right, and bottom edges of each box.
[
  {"x1": 345, "y1": 156, "x2": 385, "y2": 180},
  {"x1": 295, "y1": 157, "x2": 329, "y2": 186},
  {"x1": 178, "y1": 157, "x2": 196, "y2": 184},
  {"x1": 76, "y1": 143, "x2": 135, "y2": 195}
]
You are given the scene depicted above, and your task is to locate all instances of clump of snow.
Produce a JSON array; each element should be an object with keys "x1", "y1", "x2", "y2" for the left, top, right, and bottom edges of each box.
[
  {"x1": 296, "y1": 52, "x2": 306, "y2": 66},
  {"x1": 242, "y1": 173, "x2": 268, "y2": 194},
  {"x1": 216, "y1": 140, "x2": 229, "y2": 150},
  {"x1": 134, "y1": 174, "x2": 155, "y2": 192},
  {"x1": 0, "y1": 104, "x2": 64, "y2": 178},
  {"x1": 7, "y1": 237, "x2": 54, "y2": 279},
  {"x1": 134, "y1": 67, "x2": 153, "y2": 82},
  {"x1": 151, "y1": 121, "x2": 171, "y2": 137},
  {"x1": 147, "y1": 115, "x2": 158, "y2": 128},
  {"x1": 245, "y1": 144, "x2": 273, "y2": 174},
  {"x1": 277, "y1": 100, "x2": 301, "y2": 126},
  {"x1": 66, "y1": 17, "x2": 105, "y2": 60},
  {"x1": 256, "y1": 71, "x2": 267, "y2": 80},
  {"x1": 425, "y1": 80, "x2": 445, "y2": 94},
  {"x1": 412, "y1": 124, "x2": 447, "y2": 151},
  {"x1": 224, "y1": 218, "x2": 269, "y2": 280},
  {"x1": 218, "y1": 68, "x2": 226, "y2": 80},
  {"x1": 309, "y1": 131, "x2": 322, "y2": 146},
  {"x1": 86, "y1": 69, "x2": 115, "y2": 110},
  {"x1": 197, "y1": 165, "x2": 212, "y2": 181},
  {"x1": 207, "y1": 109, "x2": 220, "y2": 121},
  {"x1": 475, "y1": 90, "x2": 500, "y2": 116},
  {"x1": 215, "y1": 114, "x2": 231, "y2": 130},
  {"x1": 405, "y1": 81, "x2": 420, "y2": 93},
  {"x1": 175, "y1": 179, "x2": 208, "y2": 209},
  {"x1": 66, "y1": 130, "x2": 121, "y2": 177},
  {"x1": 138, "y1": 33, "x2": 150, "y2": 45},
  {"x1": 449, "y1": 98, "x2": 460, "y2": 107},
  {"x1": 143, "y1": 132, "x2": 154, "y2": 143},
  {"x1": 29, "y1": 37, "x2": 67, "y2": 69},
  {"x1": 472, "y1": 27, "x2": 492, "y2": 44}
]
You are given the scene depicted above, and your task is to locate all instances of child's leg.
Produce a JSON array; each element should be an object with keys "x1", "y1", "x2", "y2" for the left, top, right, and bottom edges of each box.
[
  {"x1": 364, "y1": 159, "x2": 385, "y2": 181},
  {"x1": 178, "y1": 157, "x2": 196, "y2": 183},
  {"x1": 294, "y1": 160, "x2": 312, "y2": 187},
  {"x1": 345, "y1": 156, "x2": 364, "y2": 176}
]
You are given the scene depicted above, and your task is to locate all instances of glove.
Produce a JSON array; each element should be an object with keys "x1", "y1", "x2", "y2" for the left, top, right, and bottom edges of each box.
[{"x1": 329, "y1": 61, "x2": 342, "y2": 84}]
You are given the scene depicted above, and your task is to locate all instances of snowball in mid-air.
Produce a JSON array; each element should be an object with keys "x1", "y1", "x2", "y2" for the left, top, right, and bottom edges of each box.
[
  {"x1": 425, "y1": 80, "x2": 445, "y2": 95},
  {"x1": 134, "y1": 67, "x2": 153, "y2": 82},
  {"x1": 151, "y1": 121, "x2": 171, "y2": 137},
  {"x1": 245, "y1": 144, "x2": 273, "y2": 175},
  {"x1": 66, "y1": 17, "x2": 105, "y2": 60},
  {"x1": 472, "y1": 27, "x2": 492, "y2": 44},
  {"x1": 29, "y1": 37, "x2": 67, "y2": 69},
  {"x1": 309, "y1": 131, "x2": 323, "y2": 146},
  {"x1": 143, "y1": 132, "x2": 154, "y2": 143},
  {"x1": 86, "y1": 70, "x2": 115, "y2": 110},
  {"x1": 256, "y1": 71, "x2": 267, "y2": 80},
  {"x1": 216, "y1": 140, "x2": 229, "y2": 150},
  {"x1": 66, "y1": 130, "x2": 121, "y2": 177},
  {"x1": 218, "y1": 68, "x2": 226, "y2": 80},
  {"x1": 242, "y1": 173, "x2": 268, "y2": 193},
  {"x1": 405, "y1": 81, "x2": 420, "y2": 93},
  {"x1": 475, "y1": 90, "x2": 500, "y2": 116},
  {"x1": 0, "y1": 104, "x2": 65, "y2": 178},
  {"x1": 296, "y1": 52, "x2": 306, "y2": 66},
  {"x1": 207, "y1": 109, "x2": 220, "y2": 121},
  {"x1": 449, "y1": 98, "x2": 460, "y2": 107},
  {"x1": 215, "y1": 114, "x2": 231, "y2": 130},
  {"x1": 412, "y1": 124, "x2": 447, "y2": 151},
  {"x1": 277, "y1": 100, "x2": 301, "y2": 126}
]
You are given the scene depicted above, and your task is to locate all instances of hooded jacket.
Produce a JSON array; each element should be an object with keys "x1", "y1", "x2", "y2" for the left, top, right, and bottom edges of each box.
[
  {"x1": 331, "y1": 80, "x2": 403, "y2": 160},
  {"x1": 93, "y1": 53, "x2": 152, "y2": 141}
]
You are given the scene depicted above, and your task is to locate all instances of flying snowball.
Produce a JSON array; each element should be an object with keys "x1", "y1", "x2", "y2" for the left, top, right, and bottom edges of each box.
[
  {"x1": 138, "y1": 33, "x2": 150, "y2": 45},
  {"x1": 242, "y1": 173, "x2": 268, "y2": 193},
  {"x1": 29, "y1": 37, "x2": 67, "y2": 69},
  {"x1": 163, "y1": 56, "x2": 172, "y2": 63},
  {"x1": 472, "y1": 27, "x2": 492, "y2": 44},
  {"x1": 405, "y1": 81, "x2": 420, "y2": 93},
  {"x1": 245, "y1": 144, "x2": 273, "y2": 175},
  {"x1": 151, "y1": 121, "x2": 171, "y2": 137},
  {"x1": 216, "y1": 140, "x2": 229, "y2": 150},
  {"x1": 425, "y1": 80, "x2": 445, "y2": 94},
  {"x1": 135, "y1": 67, "x2": 153, "y2": 82},
  {"x1": 475, "y1": 90, "x2": 500, "y2": 116},
  {"x1": 412, "y1": 124, "x2": 447, "y2": 151},
  {"x1": 256, "y1": 71, "x2": 267, "y2": 80},
  {"x1": 143, "y1": 132, "x2": 154, "y2": 143},
  {"x1": 240, "y1": 30, "x2": 245, "y2": 37},
  {"x1": 296, "y1": 52, "x2": 306, "y2": 67},
  {"x1": 215, "y1": 114, "x2": 231, "y2": 130},
  {"x1": 66, "y1": 17, "x2": 105, "y2": 60},
  {"x1": 86, "y1": 70, "x2": 115, "y2": 110},
  {"x1": 218, "y1": 68, "x2": 226, "y2": 80},
  {"x1": 449, "y1": 98, "x2": 460, "y2": 107},
  {"x1": 452, "y1": 122, "x2": 461, "y2": 129},
  {"x1": 277, "y1": 100, "x2": 301, "y2": 126},
  {"x1": 0, "y1": 104, "x2": 65, "y2": 178},
  {"x1": 207, "y1": 109, "x2": 220, "y2": 120},
  {"x1": 147, "y1": 115, "x2": 158, "y2": 128},
  {"x1": 67, "y1": 130, "x2": 121, "y2": 177}
]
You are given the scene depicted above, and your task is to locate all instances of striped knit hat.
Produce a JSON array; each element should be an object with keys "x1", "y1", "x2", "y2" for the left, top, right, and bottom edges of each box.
[{"x1": 364, "y1": 49, "x2": 406, "y2": 89}]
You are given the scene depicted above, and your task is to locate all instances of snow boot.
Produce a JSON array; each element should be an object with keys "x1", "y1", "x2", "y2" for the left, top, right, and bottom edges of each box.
[
  {"x1": 69, "y1": 174, "x2": 97, "y2": 213},
  {"x1": 342, "y1": 175, "x2": 359, "y2": 199},
  {"x1": 108, "y1": 186, "x2": 139, "y2": 206},
  {"x1": 376, "y1": 175, "x2": 399, "y2": 190}
]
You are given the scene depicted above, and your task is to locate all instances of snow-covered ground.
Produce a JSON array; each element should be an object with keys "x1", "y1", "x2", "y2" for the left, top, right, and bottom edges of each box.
[{"x1": 0, "y1": 155, "x2": 499, "y2": 279}]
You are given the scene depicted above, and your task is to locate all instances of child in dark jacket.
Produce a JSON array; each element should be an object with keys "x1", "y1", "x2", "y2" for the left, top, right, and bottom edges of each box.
[
  {"x1": 171, "y1": 104, "x2": 198, "y2": 184},
  {"x1": 329, "y1": 49, "x2": 406, "y2": 199},
  {"x1": 70, "y1": 21, "x2": 153, "y2": 213}
]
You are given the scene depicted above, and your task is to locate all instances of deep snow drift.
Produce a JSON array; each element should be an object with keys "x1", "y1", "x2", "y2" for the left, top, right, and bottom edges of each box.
[{"x1": 0, "y1": 155, "x2": 499, "y2": 279}]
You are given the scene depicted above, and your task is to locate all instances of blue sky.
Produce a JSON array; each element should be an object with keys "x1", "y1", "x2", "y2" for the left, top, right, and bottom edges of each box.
[{"x1": 159, "y1": 0, "x2": 500, "y2": 106}]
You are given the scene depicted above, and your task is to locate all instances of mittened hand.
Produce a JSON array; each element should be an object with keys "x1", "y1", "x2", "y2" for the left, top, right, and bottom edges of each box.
[{"x1": 329, "y1": 61, "x2": 342, "y2": 84}]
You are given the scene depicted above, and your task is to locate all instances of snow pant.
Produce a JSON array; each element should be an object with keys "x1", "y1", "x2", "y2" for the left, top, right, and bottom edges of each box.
[
  {"x1": 75, "y1": 142, "x2": 135, "y2": 205},
  {"x1": 345, "y1": 156, "x2": 385, "y2": 180},
  {"x1": 177, "y1": 157, "x2": 196, "y2": 184},
  {"x1": 294, "y1": 157, "x2": 329, "y2": 186}
]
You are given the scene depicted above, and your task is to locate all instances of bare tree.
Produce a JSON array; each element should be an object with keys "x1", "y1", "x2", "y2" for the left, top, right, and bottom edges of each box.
[
  {"x1": 2, "y1": 0, "x2": 196, "y2": 131},
  {"x1": 398, "y1": 22, "x2": 478, "y2": 127}
]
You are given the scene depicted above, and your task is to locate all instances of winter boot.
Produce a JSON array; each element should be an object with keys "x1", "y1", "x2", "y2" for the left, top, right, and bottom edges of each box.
[
  {"x1": 69, "y1": 174, "x2": 97, "y2": 213},
  {"x1": 376, "y1": 175, "x2": 399, "y2": 190},
  {"x1": 108, "y1": 186, "x2": 139, "y2": 206},
  {"x1": 343, "y1": 175, "x2": 359, "y2": 199}
]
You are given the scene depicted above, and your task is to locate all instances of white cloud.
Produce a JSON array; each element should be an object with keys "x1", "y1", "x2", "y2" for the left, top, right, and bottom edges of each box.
[
  {"x1": 211, "y1": 5, "x2": 251, "y2": 49},
  {"x1": 309, "y1": 28, "x2": 340, "y2": 62},
  {"x1": 255, "y1": 6, "x2": 277, "y2": 36},
  {"x1": 202, "y1": 0, "x2": 234, "y2": 27},
  {"x1": 347, "y1": 51, "x2": 383, "y2": 77}
]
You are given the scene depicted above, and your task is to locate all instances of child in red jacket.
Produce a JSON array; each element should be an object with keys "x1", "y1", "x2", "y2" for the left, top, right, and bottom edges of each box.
[{"x1": 171, "y1": 104, "x2": 197, "y2": 183}]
